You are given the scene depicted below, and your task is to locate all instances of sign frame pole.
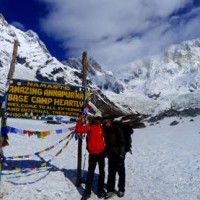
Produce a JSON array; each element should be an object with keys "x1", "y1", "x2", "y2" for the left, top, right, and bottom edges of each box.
[
  {"x1": 76, "y1": 51, "x2": 88, "y2": 186},
  {"x1": 0, "y1": 40, "x2": 18, "y2": 182}
]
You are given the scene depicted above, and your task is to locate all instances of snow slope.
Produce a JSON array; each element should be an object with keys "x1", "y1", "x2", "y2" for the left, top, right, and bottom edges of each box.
[{"x1": 1, "y1": 116, "x2": 200, "y2": 200}]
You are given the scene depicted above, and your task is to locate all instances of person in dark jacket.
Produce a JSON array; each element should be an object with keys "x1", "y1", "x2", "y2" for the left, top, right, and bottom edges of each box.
[
  {"x1": 103, "y1": 118, "x2": 126, "y2": 199},
  {"x1": 76, "y1": 112, "x2": 106, "y2": 200}
]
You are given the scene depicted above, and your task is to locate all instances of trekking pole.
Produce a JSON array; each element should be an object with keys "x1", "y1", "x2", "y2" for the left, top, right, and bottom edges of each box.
[{"x1": 81, "y1": 148, "x2": 87, "y2": 180}]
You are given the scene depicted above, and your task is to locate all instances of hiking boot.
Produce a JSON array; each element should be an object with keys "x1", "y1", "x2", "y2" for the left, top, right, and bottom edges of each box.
[
  {"x1": 81, "y1": 193, "x2": 91, "y2": 200},
  {"x1": 97, "y1": 190, "x2": 106, "y2": 199},
  {"x1": 117, "y1": 191, "x2": 124, "y2": 197},
  {"x1": 104, "y1": 192, "x2": 115, "y2": 199}
]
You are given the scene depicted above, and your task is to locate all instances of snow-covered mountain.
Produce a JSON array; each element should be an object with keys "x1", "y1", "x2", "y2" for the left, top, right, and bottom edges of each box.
[
  {"x1": 63, "y1": 57, "x2": 124, "y2": 94},
  {"x1": 1, "y1": 13, "x2": 200, "y2": 117},
  {"x1": 63, "y1": 38, "x2": 200, "y2": 117},
  {"x1": 105, "y1": 39, "x2": 200, "y2": 116},
  {"x1": 0, "y1": 14, "x2": 79, "y2": 86},
  {"x1": 0, "y1": 14, "x2": 129, "y2": 117}
]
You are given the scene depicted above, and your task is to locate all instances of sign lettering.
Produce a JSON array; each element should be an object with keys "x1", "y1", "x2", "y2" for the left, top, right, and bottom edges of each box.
[{"x1": 5, "y1": 79, "x2": 89, "y2": 119}]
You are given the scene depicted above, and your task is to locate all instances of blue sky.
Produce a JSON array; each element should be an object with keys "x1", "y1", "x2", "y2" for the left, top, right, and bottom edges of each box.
[
  {"x1": 0, "y1": 0, "x2": 68, "y2": 61},
  {"x1": 0, "y1": 0, "x2": 200, "y2": 70}
]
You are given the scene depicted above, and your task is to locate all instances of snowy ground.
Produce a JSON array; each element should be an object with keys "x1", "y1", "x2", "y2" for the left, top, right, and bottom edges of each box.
[{"x1": 1, "y1": 116, "x2": 200, "y2": 200}]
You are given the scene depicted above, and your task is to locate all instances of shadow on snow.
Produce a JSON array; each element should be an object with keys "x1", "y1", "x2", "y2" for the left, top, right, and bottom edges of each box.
[{"x1": 2, "y1": 157, "x2": 102, "y2": 196}]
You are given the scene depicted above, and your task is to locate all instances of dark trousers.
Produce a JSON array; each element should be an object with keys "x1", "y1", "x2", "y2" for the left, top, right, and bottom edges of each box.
[
  {"x1": 84, "y1": 152, "x2": 105, "y2": 195},
  {"x1": 107, "y1": 154, "x2": 125, "y2": 193}
]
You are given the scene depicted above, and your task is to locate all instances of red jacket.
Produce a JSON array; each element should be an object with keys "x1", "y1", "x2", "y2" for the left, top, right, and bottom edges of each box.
[{"x1": 76, "y1": 119, "x2": 105, "y2": 154}]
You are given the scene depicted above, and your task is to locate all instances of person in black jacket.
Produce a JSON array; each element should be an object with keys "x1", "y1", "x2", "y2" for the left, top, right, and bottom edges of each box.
[{"x1": 103, "y1": 118, "x2": 126, "y2": 199}]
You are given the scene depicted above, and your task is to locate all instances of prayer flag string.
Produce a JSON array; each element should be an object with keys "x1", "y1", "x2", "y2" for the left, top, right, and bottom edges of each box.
[
  {"x1": 1, "y1": 126, "x2": 75, "y2": 138},
  {"x1": 2, "y1": 132, "x2": 75, "y2": 172},
  {"x1": 5, "y1": 132, "x2": 73, "y2": 159}
]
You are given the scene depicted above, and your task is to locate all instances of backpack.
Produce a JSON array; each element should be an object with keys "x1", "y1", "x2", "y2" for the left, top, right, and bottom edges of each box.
[{"x1": 114, "y1": 121, "x2": 134, "y2": 154}]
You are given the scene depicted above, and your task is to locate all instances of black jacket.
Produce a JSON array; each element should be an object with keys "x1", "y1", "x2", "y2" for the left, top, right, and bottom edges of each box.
[{"x1": 104, "y1": 122, "x2": 125, "y2": 156}]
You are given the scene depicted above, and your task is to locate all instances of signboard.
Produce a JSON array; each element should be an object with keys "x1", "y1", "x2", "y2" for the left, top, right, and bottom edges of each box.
[{"x1": 5, "y1": 79, "x2": 88, "y2": 119}]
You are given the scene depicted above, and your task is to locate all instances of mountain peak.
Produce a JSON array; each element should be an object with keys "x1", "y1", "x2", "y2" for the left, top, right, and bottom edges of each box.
[
  {"x1": 25, "y1": 30, "x2": 39, "y2": 39},
  {"x1": 1, "y1": 14, "x2": 200, "y2": 117},
  {"x1": 0, "y1": 14, "x2": 129, "y2": 117},
  {"x1": 0, "y1": 13, "x2": 9, "y2": 27},
  {"x1": 24, "y1": 29, "x2": 50, "y2": 55}
]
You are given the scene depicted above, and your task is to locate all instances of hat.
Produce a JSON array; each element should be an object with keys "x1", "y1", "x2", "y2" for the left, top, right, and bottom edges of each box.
[
  {"x1": 120, "y1": 116, "x2": 131, "y2": 123},
  {"x1": 94, "y1": 111, "x2": 102, "y2": 119},
  {"x1": 121, "y1": 119, "x2": 131, "y2": 123}
]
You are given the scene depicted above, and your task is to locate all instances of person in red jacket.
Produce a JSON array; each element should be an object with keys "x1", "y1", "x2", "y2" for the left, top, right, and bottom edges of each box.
[{"x1": 76, "y1": 112, "x2": 106, "y2": 200}]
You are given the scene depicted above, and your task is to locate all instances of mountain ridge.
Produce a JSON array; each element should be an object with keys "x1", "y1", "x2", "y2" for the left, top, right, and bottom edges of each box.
[
  {"x1": 107, "y1": 37, "x2": 200, "y2": 116},
  {"x1": 0, "y1": 14, "x2": 131, "y2": 117},
  {"x1": 1, "y1": 14, "x2": 200, "y2": 118}
]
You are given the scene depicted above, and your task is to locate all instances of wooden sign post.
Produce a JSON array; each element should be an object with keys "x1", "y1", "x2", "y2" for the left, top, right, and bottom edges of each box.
[
  {"x1": 76, "y1": 51, "x2": 88, "y2": 186},
  {"x1": 0, "y1": 40, "x2": 19, "y2": 182}
]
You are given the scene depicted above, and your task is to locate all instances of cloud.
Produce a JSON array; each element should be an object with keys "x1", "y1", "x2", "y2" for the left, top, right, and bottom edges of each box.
[
  {"x1": 39, "y1": 0, "x2": 200, "y2": 69},
  {"x1": 11, "y1": 21, "x2": 26, "y2": 31}
]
